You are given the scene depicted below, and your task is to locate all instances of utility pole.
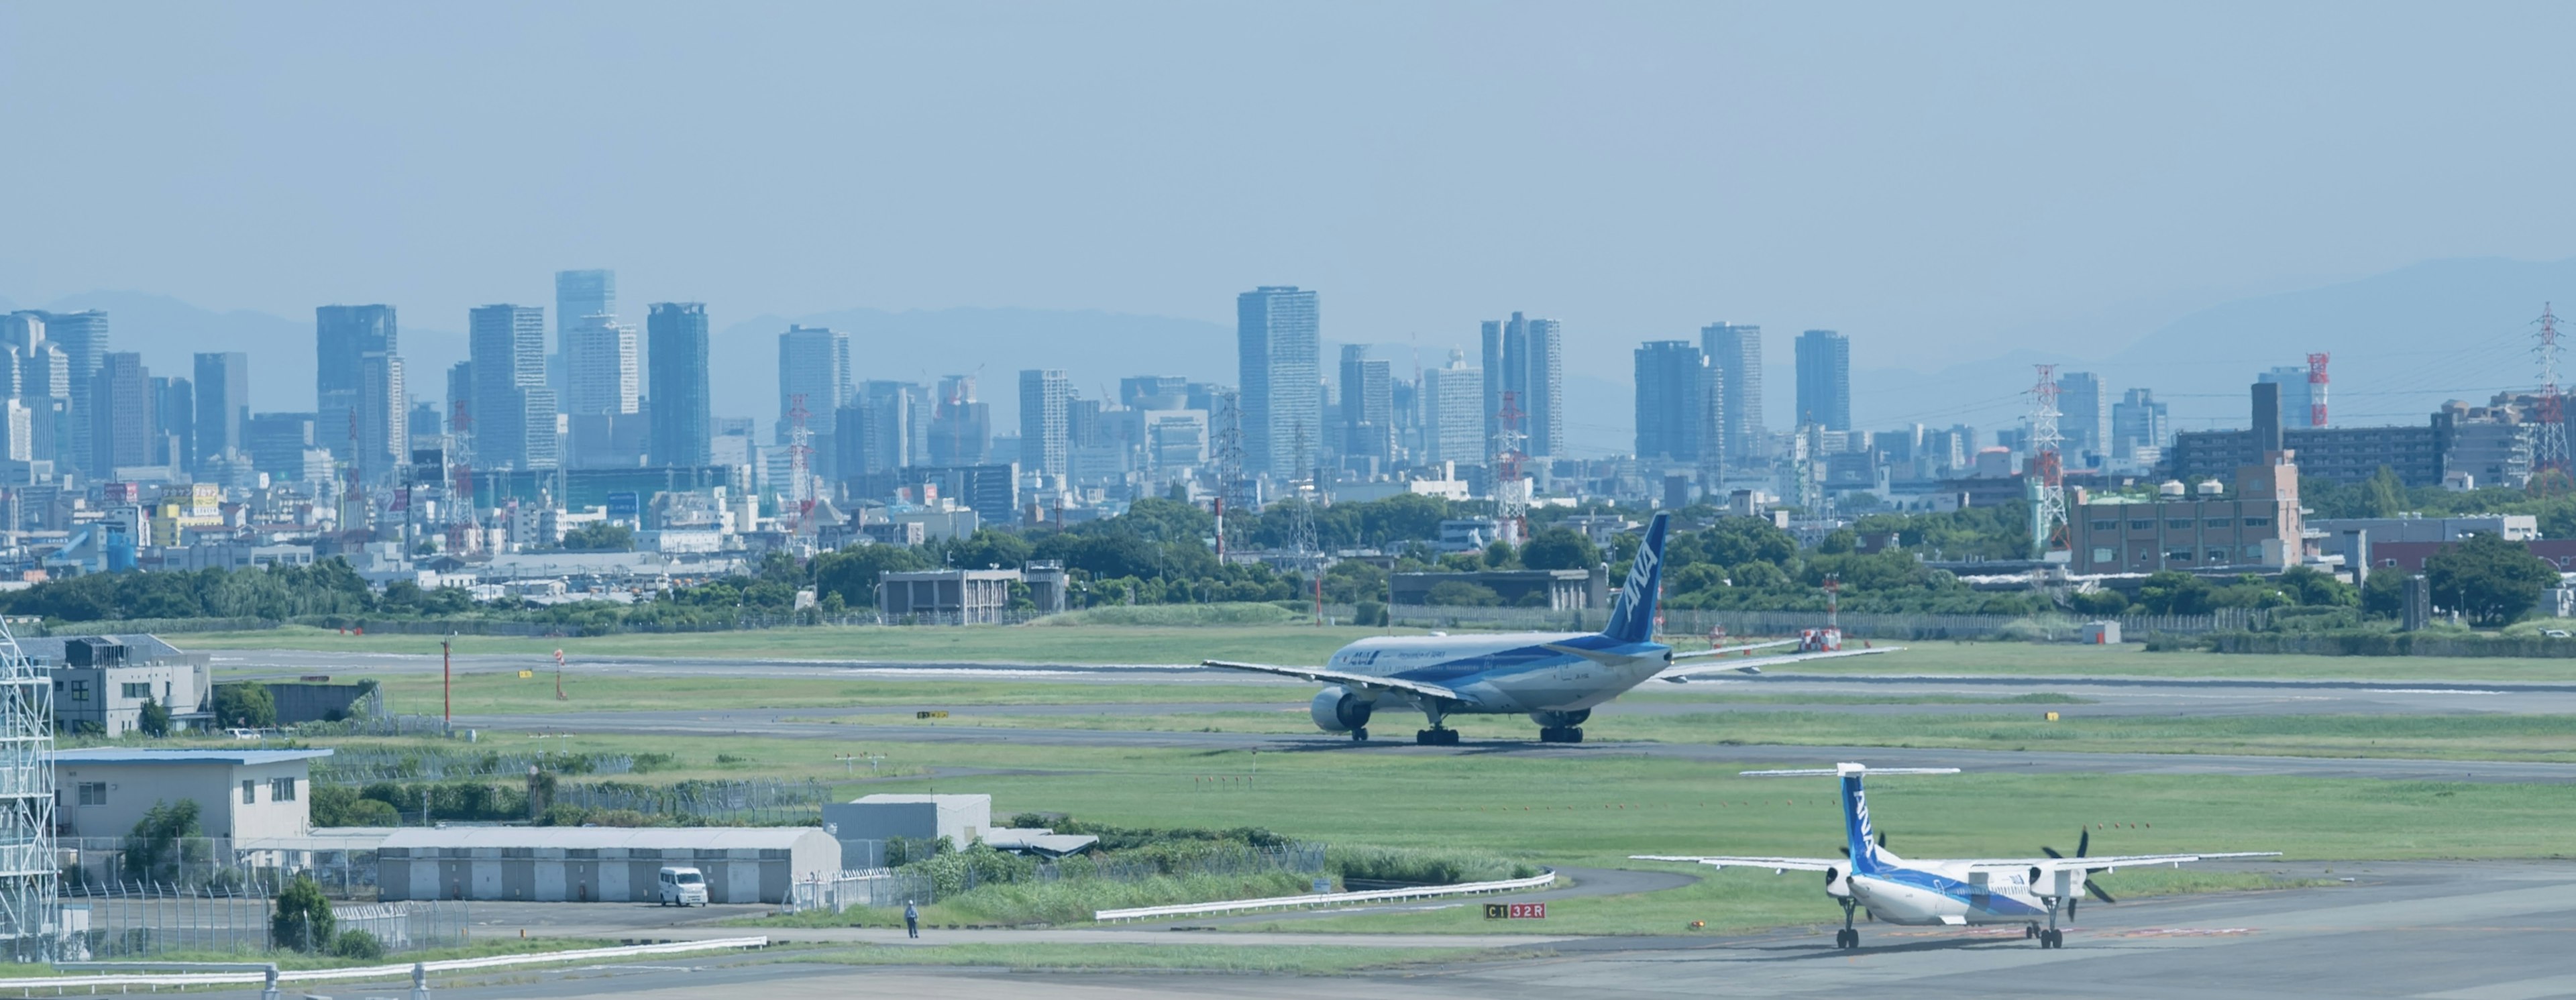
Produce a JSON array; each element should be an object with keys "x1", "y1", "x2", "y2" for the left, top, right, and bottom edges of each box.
[{"x1": 553, "y1": 648, "x2": 566, "y2": 701}]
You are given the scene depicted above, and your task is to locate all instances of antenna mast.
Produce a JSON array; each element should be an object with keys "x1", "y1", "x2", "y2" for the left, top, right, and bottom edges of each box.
[
  {"x1": 2028, "y1": 364, "x2": 2067, "y2": 557},
  {"x1": 1495, "y1": 390, "x2": 1529, "y2": 544},
  {"x1": 2306, "y1": 352, "x2": 2330, "y2": 428}
]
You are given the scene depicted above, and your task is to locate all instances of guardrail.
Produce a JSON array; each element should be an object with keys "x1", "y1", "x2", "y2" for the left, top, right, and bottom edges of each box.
[
  {"x1": 0, "y1": 936, "x2": 769, "y2": 995},
  {"x1": 1093, "y1": 871, "x2": 1556, "y2": 922}
]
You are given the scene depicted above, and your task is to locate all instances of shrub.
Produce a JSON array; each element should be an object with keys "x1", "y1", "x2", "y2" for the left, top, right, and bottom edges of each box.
[
  {"x1": 1325, "y1": 844, "x2": 1534, "y2": 885},
  {"x1": 1352, "y1": 601, "x2": 1387, "y2": 627},
  {"x1": 272, "y1": 876, "x2": 335, "y2": 952},
  {"x1": 327, "y1": 929, "x2": 384, "y2": 960},
  {"x1": 213, "y1": 684, "x2": 275, "y2": 728}
]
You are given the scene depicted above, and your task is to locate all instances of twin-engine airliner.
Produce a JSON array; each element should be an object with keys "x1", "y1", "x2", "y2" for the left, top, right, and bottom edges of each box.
[
  {"x1": 1634, "y1": 763, "x2": 2279, "y2": 948},
  {"x1": 1203, "y1": 512, "x2": 1902, "y2": 745}
]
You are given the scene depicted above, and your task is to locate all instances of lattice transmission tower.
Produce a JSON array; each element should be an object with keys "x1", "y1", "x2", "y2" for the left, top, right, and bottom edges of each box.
[
  {"x1": 2537, "y1": 304, "x2": 2569, "y2": 482},
  {"x1": 1494, "y1": 391, "x2": 1529, "y2": 544},
  {"x1": 2027, "y1": 364, "x2": 2068, "y2": 557},
  {"x1": 0, "y1": 615, "x2": 54, "y2": 960}
]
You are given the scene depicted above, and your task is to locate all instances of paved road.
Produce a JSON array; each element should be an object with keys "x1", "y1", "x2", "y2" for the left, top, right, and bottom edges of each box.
[{"x1": 192, "y1": 860, "x2": 2576, "y2": 999}]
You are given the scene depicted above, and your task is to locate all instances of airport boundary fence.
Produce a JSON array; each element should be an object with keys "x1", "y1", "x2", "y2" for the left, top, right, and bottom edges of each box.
[{"x1": 59, "y1": 883, "x2": 468, "y2": 960}]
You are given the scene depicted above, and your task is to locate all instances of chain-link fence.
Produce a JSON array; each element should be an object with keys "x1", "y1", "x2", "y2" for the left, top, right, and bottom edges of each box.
[
  {"x1": 58, "y1": 884, "x2": 467, "y2": 960},
  {"x1": 782, "y1": 869, "x2": 936, "y2": 914},
  {"x1": 64, "y1": 838, "x2": 378, "y2": 901}
]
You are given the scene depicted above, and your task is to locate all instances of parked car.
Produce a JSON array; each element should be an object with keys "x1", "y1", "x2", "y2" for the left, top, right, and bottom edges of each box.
[{"x1": 657, "y1": 866, "x2": 708, "y2": 906}]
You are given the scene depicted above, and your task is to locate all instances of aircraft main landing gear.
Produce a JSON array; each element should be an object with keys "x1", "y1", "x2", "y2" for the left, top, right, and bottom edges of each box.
[
  {"x1": 1537, "y1": 726, "x2": 1585, "y2": 744},
  {"x1": 1833, "y1": 897, "x2": 1860, "y2": 948},
  {"x1": 1350, "y1": 727, "x2": 1369, "y2": 742},
  {"x1": 1415, "y1": 728, "x2": 1460, "y2": 746},
  {"x1": 2038, "y1": 898, "x2": 2065, "y2": 948}
]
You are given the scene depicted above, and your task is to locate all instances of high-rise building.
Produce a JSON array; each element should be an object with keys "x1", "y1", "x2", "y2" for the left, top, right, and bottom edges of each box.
[
  {"x1": 89, "y1": 353, "x2": 153, "y2": 476},
  {"x1": 151, "y1": 376, "x2": 193, "y2": 470},
  {"x1": 928, "y1": 375, "x2": 990, "y2": 466},
  {"x1": 1236, "y1": 286, "x2": 1320, "y2": 480},
  {"x1": 2111, "y1": 388, "x2": 2169, "y2": 459},
  {"x1": 2056, "y1": 371, "x2": 2107, "y2": 460},
  {"x1": 1633, "y1": 340, "x2": 1717, "y2": 466},
  {"x1": 1337, "y1": 345, "x2": 1393, "y2": 463},
  {"x1": 38, "y1": 311, "x2": 109, "y2": 475},
  {"x1": 1421, "y1": 349, "x2": 1485, "y2": 467},
  {"x1": 841, "y1": 380, "x2": 925, "y2": 483},
  {"x1": 468, "y1": 304, "x2": 555, "y2": 470},
  {"x1": 563, "y1": 315, "x2": 639, "y2": 416},
  {"x1": 1480, "y1": 312, "x2": 1564, "y2": 462},
  {"x1": 1701, "y1": 322, "x2": 1764, "y2": 465},
  {"x1": 1018, "y1": 369, "x2": 1071, "y2": 478},
  {"x1": 646, "y1": 303, "x2": 711, "y2": 467},
  {"x1": 1793, "y1": 329, "x2": 1851, "y2": 431},
  {"x1": 193, "y1": 352, "x2": 248, "y2": 469},
  {"x1": 3, "y1": 314, "x2": 70, "y2": 467},
  {"x1": 245, "y1": 412, "x2": 317, "y2": 482},
  {"x1": 1120, "y1": 376, "x2": 1191, "y2": 411},
  {"x1": 2258, "y1": 365, "x2": 2321, "y2": 429},
  {"x1": 315, "y1": 304, "x2": 407, "y2": 482},
  {"x1": 555, "y1": 269, "x2": 616, "y2": 393}
]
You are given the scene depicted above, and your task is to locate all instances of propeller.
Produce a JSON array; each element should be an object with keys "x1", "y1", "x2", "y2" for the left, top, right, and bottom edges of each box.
[
  {"x1": 2062, "y1": 828, "x2": 2114, "y2": 917},
  {"x1": 1876, "y1": 832, "x2": 1887, "y2": 850},
  {"x1": 1838, "y1": 846, "x2": 1850, "y2": 857}
]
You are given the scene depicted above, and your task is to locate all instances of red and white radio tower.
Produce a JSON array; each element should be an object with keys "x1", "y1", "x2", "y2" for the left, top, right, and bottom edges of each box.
[
  {"x1": 2538, "y1": 305, "x2": 2569, "y2": 478},
  {"x1": 2305, "y1": 353, "x2": 2330, "y2": 428}
]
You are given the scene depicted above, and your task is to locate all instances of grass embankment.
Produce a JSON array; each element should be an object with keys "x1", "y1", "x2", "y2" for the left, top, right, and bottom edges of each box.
[
  {"x1": 0, "y1": 938, "x2": 614, "y2": 977},
  {"x1": 766, "y1": 872, "x2": 1322, "y2": 928},
  {"x1": 339, "y1": 673, "x2": 1307, "y2": 717},
  {"x1": 790, "y1": 942, "x2": 1529, "y2": 973},
  {"x1": 786, "y1": 704, "x2": 2576, "y2": 763},
  {"x1": 189, "y1": 624, "x2": 2576, "y2": 683}
]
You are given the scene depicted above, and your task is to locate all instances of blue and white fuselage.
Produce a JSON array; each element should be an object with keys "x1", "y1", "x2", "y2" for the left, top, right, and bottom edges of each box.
[{"x1": 1205, "y1": 512, "x2": 1904, "y2": 744}]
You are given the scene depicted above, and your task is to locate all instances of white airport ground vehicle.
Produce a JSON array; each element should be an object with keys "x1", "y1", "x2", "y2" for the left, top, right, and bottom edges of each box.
[
  {"x1": 1634, "y1": 763, "x2": 2279, "y2": 949},
  {"x1": 657, "y1": 866, "x2": 708, "y2": 907},
  {"x1": 1205, "y1": 512, "x2": 1902, "y2": 744}
]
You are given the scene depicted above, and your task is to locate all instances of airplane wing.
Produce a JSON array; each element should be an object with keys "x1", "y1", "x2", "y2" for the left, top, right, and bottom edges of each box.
[
  {"x1": 1668, "y1": 639, "x2": 1797, "y2": 661},
  {"x1": 1199, "y1": 660, "x2": 1462, "y2": 702},
  {"x1": 1654, "y1": 645, "x2": 1907, "y2": 682},
  {"x1": 1967, "y1": 852, "x2": 2282, "y2": 871},
  {"x1": 1629, "y1": 854, "x2": 1841, "y2": 872}
]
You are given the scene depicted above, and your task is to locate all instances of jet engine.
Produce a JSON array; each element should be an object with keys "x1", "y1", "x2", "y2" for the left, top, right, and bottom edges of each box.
[
  {"x1": 1527, "y1": 709, "x2": 1592, "y2": 728},
  {"x1": 1311, "y1": 686, "x2": 1375, "y2": 733}
]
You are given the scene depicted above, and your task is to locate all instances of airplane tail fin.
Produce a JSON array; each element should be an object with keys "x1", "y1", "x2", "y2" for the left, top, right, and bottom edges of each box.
[
  {"x1": 1837, "y1": 763, "x2": 1887, "y2": 873},
  {"x1": 1601, "y1": 512, "x2": 1670, "y2": 645}
]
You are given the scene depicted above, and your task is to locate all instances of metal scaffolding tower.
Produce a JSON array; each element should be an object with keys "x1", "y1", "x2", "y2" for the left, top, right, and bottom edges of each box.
[
  {"x1": 1495, "y1": 391, "x2": 1530, "y2": 544},
  {"x1": 0, "y1": 614, "x2": 54, "y2": 958},
  {"x1": 2536, "y1": 304, "x2": 2569, "y2": 480},
  {"x1": 2028, "y1": 364, "x2": 2068, "y2": 557}
]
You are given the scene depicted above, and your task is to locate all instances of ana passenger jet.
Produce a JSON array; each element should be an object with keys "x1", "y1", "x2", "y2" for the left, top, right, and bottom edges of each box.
[
  {"x1": 1634, "y1": 763, "x2": 2279, "y2": 949},
  {"x1": 1202, "y1": 512, "x2": 1902, "y2": 745}
]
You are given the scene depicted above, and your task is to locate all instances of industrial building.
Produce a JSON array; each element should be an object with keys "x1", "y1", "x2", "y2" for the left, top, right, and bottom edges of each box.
[
  {"x1": 877, "y1": 568, "x2": 1023, "y2": 624},
  {"x1": 2065, "y1": 452, "x2": 2304, "y2": 575},
  {"x1": 823, "y1": 793, "x2": 991, "y2": 846},
  {"x1": 25, "y1": 636, "x2": 211, "y2": 738},
  {"x1": 376, "y1": 826, "x2": 839, "y2": 904},
  {"x1": 54, "y1": 748, "x2": 331, "y2": 840}
]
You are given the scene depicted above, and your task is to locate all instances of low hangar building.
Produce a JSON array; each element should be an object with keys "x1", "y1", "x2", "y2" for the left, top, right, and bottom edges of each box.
[{"x1": 375, "y1": 826, "x2": 840, "y2": 904}]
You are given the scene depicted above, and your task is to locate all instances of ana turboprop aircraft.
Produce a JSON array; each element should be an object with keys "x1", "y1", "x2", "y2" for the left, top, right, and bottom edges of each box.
[
  {"x1": 1633, "y1": 763, "x2": 2279, "y2": 949},
  {"x1": 1202, "y1": 512, "x2": 1902, "y2": 745}
]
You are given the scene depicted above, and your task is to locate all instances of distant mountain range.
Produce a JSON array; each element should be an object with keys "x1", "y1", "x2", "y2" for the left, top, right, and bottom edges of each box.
[{"x1": 8, "y1": 254, "x2": 2574, "y2": 461}]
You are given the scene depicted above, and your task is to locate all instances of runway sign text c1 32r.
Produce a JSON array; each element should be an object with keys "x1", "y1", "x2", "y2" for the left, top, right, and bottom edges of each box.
[{"x1": 1485, "y1": 903, "x2": 1546, "y2": 920}]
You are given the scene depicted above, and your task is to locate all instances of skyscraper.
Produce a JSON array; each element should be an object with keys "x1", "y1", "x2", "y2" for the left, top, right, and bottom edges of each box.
[
  {"x1": 40, "y1": 311, "x2": 109, "y2": 475},
  {"x1": 1018, "y1": 369, "x2": 1071, "y2": 478},
  {"x1": 89, "y1": 353, "x2": 152, "y2": 477},
  {"x1": 1793, "y1": 329, "x2": 1851, "y2": 431},
  {"x1": 1236, "y1": 286, "x2": 1320, "y2": 479},
  {"x1": 1701, "y1": 322, "x2": 1764, "y2": 465},
  {"x1": 2111, "y1": 388, "x2": 2169, "y2": 459},
  {"x1": 646, "y1": 302, "x2": 712, "y2": 467},
  {"x1": 1338, "y1": 345, "x2": 1393, "y2": 462},
  {"x1": 841, "y1": 380, "x2": 925, "y2": 482},
  {"x1": 315, "y1": 304, "x2": 407, "y2": 482},
  {"x1": 1480, "y1": 312, "x2": 1564, "y2": 463},
  {"x1": 468, "y1": 304, "x2": 554, "y2": 470},
  {"x1": 555, "y1": 269, "x2": 615, "y2": 393},
  {"x1": 2055, "y1": 371, "x2": 2107, "y2": 460},
  {"x1": 193, "y1": 352, "x2": 248, "y2": 469},
  {"x1": 928, "y1": 374, "x2": 990, "y2": 466},
  {"x1": 776, "y1": 325, "x2": 851, "y2": 482},
  {"x1": 564, "y1": 315, "x2": 639, "y2": 416},
  {"x1": 1421, "y1": 349, "x2": 1484, "y2": 467},
  {"x1": 1633, "y1": 340, "x2": 1717, "y2": 466},
  {"x1": 152, "y1": 376, "x2": 193, "y2": 470},
  {"x1": 2257, "y1": 365, "x2": 2320, "y2": 428}
]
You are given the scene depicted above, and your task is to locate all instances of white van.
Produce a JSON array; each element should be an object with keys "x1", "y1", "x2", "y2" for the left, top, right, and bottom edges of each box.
[{"x1": 657, "y1": 866, "x2": 708, "y2": 907}]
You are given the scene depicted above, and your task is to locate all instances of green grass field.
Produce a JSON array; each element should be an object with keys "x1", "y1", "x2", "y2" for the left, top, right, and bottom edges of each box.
[
  {"x1": 184, "y1": 624, "x2": 2576, "y2": 683},
  {"x1": 785, "y1": 942, "x2": 1527, "y2": 973}
]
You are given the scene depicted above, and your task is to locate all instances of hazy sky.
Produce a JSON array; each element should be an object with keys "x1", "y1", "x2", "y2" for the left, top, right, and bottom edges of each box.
[{"x1": 7, "y1": 2, "x2": 2576, "y2": 380}]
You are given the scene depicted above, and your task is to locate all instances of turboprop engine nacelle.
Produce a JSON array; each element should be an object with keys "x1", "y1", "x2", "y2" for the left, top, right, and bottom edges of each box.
[
  {"x1": 2026, "y1": 866, "x2": 2084, "y2": 900},
  {"x1": 1824, "y1": 865, "x2": 1851, "y2": 899},
  {"x1": 1311, "y1": 686, "x2": 1375, "y2": 733}
]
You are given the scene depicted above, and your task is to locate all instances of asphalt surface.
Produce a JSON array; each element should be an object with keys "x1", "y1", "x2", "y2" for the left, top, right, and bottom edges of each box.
[{"x1": 191, "y1": 859, "x2": 2576, "y2": 999}]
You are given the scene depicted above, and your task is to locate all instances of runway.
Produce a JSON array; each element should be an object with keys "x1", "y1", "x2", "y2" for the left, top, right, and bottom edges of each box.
[{"x1": 185, "y1": 860, "x2": 2576, "y2": 999}]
